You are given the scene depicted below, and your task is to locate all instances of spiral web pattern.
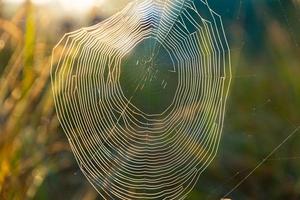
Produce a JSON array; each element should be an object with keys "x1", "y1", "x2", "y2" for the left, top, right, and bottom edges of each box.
[{"x1": 51, "y1": 0, "x2": 231, "y2": 199}]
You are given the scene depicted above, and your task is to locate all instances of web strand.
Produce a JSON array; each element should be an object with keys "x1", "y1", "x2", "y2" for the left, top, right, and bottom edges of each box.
[{"x1": 51, "y1": 0, "x2": 231, "y2": 199}]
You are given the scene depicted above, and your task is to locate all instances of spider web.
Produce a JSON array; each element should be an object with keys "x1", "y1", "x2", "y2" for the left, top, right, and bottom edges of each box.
[{"x1": 51, "y1": 0, "x2": 231, "y2": 199}]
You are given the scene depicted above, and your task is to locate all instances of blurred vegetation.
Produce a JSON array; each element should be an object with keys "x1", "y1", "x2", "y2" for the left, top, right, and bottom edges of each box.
[
  {"x1": 0, "y1": 1, "x2": 96, "y2": 199},
  {"x1": 0, "y1": 0, "x2": 299, "y2": 200}
]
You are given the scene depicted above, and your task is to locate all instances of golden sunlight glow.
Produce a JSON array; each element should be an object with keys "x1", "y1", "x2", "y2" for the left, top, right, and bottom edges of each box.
[{"x1": 4, "y1": 0, "x2": 106, "y2": 12}]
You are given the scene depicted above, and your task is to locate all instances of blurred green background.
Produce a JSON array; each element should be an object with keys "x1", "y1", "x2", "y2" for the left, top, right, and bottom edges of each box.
[{"x1": 0, "y1": 0, "x2": 300, "y2": 199}]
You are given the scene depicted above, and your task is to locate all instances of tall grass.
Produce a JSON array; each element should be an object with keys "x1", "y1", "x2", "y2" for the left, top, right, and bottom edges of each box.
[{"x1": 0, "y1": 2, "x2": 63, "y2": 199}]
